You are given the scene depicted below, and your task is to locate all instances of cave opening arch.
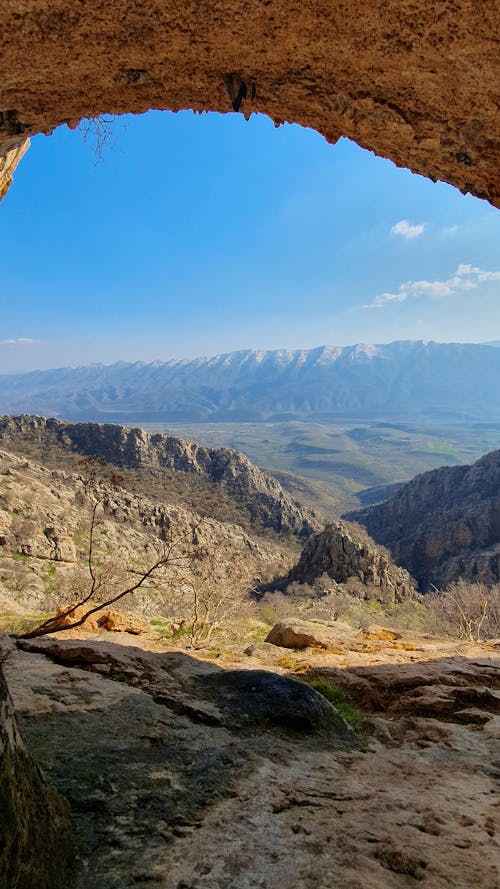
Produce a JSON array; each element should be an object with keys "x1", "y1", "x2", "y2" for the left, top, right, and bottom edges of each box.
[{"x1": 0, "y1": 1, "x2": 498, "y2": 205}]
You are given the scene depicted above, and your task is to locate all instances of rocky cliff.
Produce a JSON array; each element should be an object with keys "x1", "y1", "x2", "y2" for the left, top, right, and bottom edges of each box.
[
  {"x1": 270, "y1": 520, "x2": 417, "y2": 605},
  {"x1": 350, "y1": 449, "x2": 500, "y2": 590},
  {"x1": 0, "y1": 650, "x2": 76, "y2": 889},
  {"x1": 0, "y1": 415, "x2": 319, "y2": 539}
]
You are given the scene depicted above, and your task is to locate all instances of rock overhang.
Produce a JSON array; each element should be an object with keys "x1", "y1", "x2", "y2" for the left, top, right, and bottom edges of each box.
[{"x1": 0, "y1": 0, "x2": 498, "y2": 204}]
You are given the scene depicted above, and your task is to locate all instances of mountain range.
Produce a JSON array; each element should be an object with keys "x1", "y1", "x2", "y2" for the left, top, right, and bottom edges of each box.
[{"x1": 2, "y1": 340, "x2": 500, "y2": 423}]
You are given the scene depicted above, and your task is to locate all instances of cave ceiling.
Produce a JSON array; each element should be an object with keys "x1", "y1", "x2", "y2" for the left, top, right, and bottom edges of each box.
[{"x1": 0, "y1": 1, "x2": 498, "y2": 204}]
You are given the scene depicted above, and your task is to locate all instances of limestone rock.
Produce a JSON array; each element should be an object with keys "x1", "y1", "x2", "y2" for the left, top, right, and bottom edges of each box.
[
  {"x1": 351, "y1": 449, "x2": 500, "y2": 590},
  {"x1": 5, "y1": 627, "x2": 500, "y2": 889},
  {"x1": 278, "y1": 520, "x2": 417, "y2": 604},
  {"x1": 243, "y1": 640, "x2": 284, "y2": 659},
  {"x1": 265, "y1": 618, "x2": 353, "y2": 650},
  {"x1": 0, "y1": 4, "x2": 498, "y2": 204},
  {"x1": 0, "y1": 415, "x2": 319, "y2": 539},
  {"x1": 0, "y1": 447, "x2": 293, "y2": 616},
  {"x1": 197, "y1": 668, "x2": 353, "y2": 738},
  {"x1": 55, "y1": 605, "x2": 149, "y2": 634},
  {"x1": 0, "y1": 647, "x2": 76, "y2": 889},
  {"x1": 0, "y1": 139, "x2": 29, "y2": 201},
  {"x1": 357, "y1": 625, "x2": 401, "y2": 642}
]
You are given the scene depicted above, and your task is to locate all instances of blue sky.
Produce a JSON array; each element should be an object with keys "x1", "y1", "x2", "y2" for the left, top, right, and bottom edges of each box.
[{"x1": 1, "y1": 109, "x2": 499, "y2": 373}]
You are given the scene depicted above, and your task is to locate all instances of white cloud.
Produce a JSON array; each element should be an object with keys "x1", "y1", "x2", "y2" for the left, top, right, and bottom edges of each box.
[
  {"x1": 443, "y1": 225, "x2": 459, "y2": 236},
  {"x1": 390, "y1": 219, "x2": 425, "y2": 239},
  {"x1": 0, "y1": 337, "x2": 39, "y2": 346},
  {"x1": 456, "y1": 263, "x2": 500, "y2": 282},
  {"x1": 364, "y1": 264, "x2": 500, "y2": 309}
]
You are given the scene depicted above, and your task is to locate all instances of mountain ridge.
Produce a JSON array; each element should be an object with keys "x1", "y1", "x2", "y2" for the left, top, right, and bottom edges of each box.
[
  {"x1": 0, "y1": 414, "x2": 319, "y2": 540},
  {"x1": 3, "y1": 340, "x2": 500, "y2": 423}
]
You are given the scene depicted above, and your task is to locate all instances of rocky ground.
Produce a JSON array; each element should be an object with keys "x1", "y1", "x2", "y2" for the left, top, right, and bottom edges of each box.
[{"x1": 1, "y1": 619, "x2": 498, "y2": 889}]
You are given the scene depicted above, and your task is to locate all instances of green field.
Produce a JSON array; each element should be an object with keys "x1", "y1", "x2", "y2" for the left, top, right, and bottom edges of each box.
[{"x1": 136, "y1": 419, "x2": 500, "y2": 517}]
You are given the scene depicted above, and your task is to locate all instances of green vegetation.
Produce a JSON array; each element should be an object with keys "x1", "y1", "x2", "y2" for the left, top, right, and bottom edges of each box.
[
  {"x1": 376, "y1": 847, "x2": 426, "y2": 880},
  {"x1": 113, "y1": 672, "x2": 133, "y2": 684},
  {"x1": 0, "y1": 611, "x2": 53, "y2": 634},
  {"x1": 142, "y1": 419, "x2": 500, "y2": 514},
  {"x1": 303, "y1": 679, "x2": 365, "y2": 734}
]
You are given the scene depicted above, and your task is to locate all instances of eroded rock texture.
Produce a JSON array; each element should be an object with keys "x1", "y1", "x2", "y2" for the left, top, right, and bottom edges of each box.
[
  {"x1": 351, "y1": 449, "x2": 500, "y2": 591},
  {"x1": 0, "y1": 139, "x2": 29, "y2": 200},
  {"x1": 0, "y1": 652, "x2": 76, "y2": 889},
  {"x1": 277, "y1": 520, "x2": 417, "y2": 604},
  {"x1": 0, "y1": 2, "x2": 499, "y2": 204},
  {"x1": 4, "y1": 630, "x2": 500, "y2": 889}
]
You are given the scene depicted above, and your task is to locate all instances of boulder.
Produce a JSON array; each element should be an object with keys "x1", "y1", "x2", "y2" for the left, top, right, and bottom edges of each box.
[
  {"x1": 196, "y1": 669, "x2": 354, "y2": 740},
  {"x1": 265, "y1": 618, "x2": 352, "y2": 650},
  {"x1": 56, "y1": 604, "x2": 149, "y2": 635}
]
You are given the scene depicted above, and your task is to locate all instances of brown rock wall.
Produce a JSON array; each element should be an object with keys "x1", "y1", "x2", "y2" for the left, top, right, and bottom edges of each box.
[{"x1": 0, "y1": 2, "x2": 499, "y2": 203}]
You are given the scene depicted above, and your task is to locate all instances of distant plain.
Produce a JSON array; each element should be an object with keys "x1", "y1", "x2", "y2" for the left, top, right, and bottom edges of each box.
[{"x1": 135, "y1": 419, "x2": 500, "y2": 516}]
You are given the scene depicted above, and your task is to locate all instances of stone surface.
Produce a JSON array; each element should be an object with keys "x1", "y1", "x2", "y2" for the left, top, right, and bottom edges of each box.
[
  {"x1": 55, "y1": 605, "x2": 150, "y2": 635},
  {"x1": 0, "y1": 3, "x2": 499, "y2": 204},
  {"x1": 0, "y1": 647, "x2": 76, "y2": 889},
  {"x1": 265, "y1": 618, "x2": 353, "y2": 650},
  {"x1": 2, "y1": 627, "x2": 499, "y2": 889},
  {"x1": 0, "y1": 138, "x2": 29, "y2": 200}
]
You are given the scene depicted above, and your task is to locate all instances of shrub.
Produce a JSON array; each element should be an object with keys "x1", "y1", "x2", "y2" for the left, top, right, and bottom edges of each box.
[
  {"x1": 425, "y1": 580, "x2": 500, "y2": 641},
  {"x1": 304, "y1": 679, "x2": 365, "y2": 734}
]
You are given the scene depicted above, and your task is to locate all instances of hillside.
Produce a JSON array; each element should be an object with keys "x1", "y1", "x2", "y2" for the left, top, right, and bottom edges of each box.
[
  {"x1": 0, "y1": 415, "x2": 319, "y2": 540},
  {"x1": 349, "y1": 449, "x2": 500, "y2": 590},
  {"x1": 160, "y1": 418, "x2": 500, "y2": 515},
  {"x1": 2, "y1": 341, "x2": 500, "y2": 423},
  {"x1": 261, "y1": 520, "x2": 416, "y2": 606},
  {"x1": 0, "y1": 448, "x2": 294, "y2": 619}
]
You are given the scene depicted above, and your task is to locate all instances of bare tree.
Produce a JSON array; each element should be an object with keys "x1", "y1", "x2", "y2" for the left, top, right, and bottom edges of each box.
[
  {"x1": 18, "y1": 460, "x2": 186, "y2": 639},
  {"x1": 426, "y1": 580, "x2": 500, "y2": 642},
  {"x1": 78, "y1": 116, "x2": 116, "y2": 162}
]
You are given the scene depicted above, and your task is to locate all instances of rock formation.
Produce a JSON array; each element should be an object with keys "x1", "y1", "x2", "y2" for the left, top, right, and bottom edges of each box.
[
  {"x1": 0, "y1": 138, "x2": 29, "y2": 200},
  {"x1": 1, "y1": 625, "x2": 498, "y2": 888},
  {"x1": 0, "y1": 447, "x2": 294, "y2": 617},
  {"x1": 0, "y1": 414, "x2": 319, "y2": 539},
  {"x1": 0, "y1": 651, "x2": 76, "y2": 889},
  {"x1": 270, "y1": 520, "x2": 417, "y2": 605},
  {"x1": 350, "y1": 448, "x2": 500, "y2": 590},
  {"x1": 0, "y1": 3, "x2": 498, "y2": 204}
]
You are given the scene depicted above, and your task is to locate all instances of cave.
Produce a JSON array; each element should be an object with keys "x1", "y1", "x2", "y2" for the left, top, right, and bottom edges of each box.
[
  {"x1": 1, "y1": 4, "x2": 499, "y2": 886},
  {"x1": 0, "y1": 1, "x2": 498, "y2": 204}
]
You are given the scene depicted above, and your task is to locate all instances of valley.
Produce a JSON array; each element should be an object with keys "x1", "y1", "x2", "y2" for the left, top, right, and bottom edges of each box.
[
  {"x1": 139, "y1": 419, "x2": 500, "y2": 514},
  {"x1": 1, "y1": 415, "x2": 499, "y2": 889}
]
